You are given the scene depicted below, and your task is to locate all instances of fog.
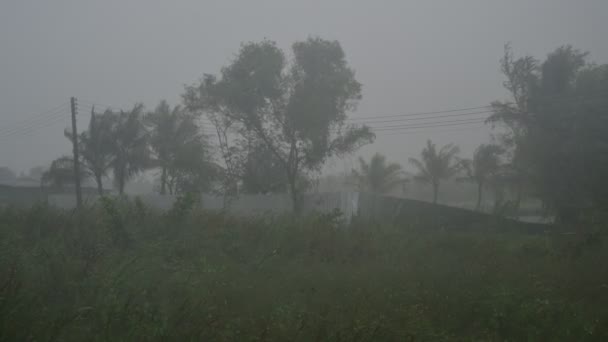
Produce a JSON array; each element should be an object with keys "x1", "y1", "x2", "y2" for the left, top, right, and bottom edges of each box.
[
  {"x1": 4, "y1": 2, "x2": 608, "y2": 337},
  {"x1": 1, "y1": 0, "x2": 607, "y2": 174}
]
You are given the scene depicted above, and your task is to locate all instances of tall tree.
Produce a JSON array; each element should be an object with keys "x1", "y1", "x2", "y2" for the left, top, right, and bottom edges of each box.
[
  {"x1": 460, "y1": 144, "x2": 504, "y2": 211},
  {"x1": 490, "y1": 44, "x2": 608, "y2": 222},
  {"x1": 409, "y1": 140, "x2": 460, "y2": 204},
  {"x1": 65, "y1": 107, "x2": 115, "y2": 195},
  {"x1": 184, "y1": 74, "x2": 247, "y2": 204},
  {"x1": 145, "y1": 100, "x2": 214, "y2": 195},
  {"x1": 184, "y1": 38, "x2": 374, "y2": 212},
  {"x1": 109, "y1": 104, "x2": 150, "y2": 195},
  {"x1": 487, "y1": 44, "x2": 539, "y2": 209},
  {"x1": 350, "y1": 153, "x2": 404, "y2": 194}
]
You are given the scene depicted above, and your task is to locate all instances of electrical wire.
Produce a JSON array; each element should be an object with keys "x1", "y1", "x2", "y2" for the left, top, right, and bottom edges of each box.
[
  {"x1": 348, "y1": 110, "x2": 492, "y2": 124},
  {"x1": 371, "y1": 119, "x2": 486, "y2": 132},
  {"x1": 0, "y1": 110, "x2": 68, "y2": 137},
  {"x1": 0, "y1": 102, "x2": 68, "y2": 134},
  {"x1": 374, "y1": 124, "x2": 486, "y2": 136},
  {"x1": 347, "y1": 105, "x2": 491, "y2": 121},
  {"x1": 0, "y1": 115, "x2": 68, "y2": 140}
]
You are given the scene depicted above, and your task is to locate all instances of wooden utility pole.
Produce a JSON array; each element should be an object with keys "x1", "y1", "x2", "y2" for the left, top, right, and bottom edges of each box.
[{"x1": 70, "y1": 97, "x2": 83, "y2": 209}]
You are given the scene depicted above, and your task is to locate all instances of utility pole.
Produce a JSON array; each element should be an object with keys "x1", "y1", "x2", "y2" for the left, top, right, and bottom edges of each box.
[{"x1": 70, "y1": 97, "x2": 83, "y2": 209}]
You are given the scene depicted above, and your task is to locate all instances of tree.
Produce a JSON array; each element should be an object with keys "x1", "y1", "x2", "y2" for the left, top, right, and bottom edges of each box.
[
  {"x1": 145, "y1": 100, "x2": 214, "y2": 195},
  {"x1": 65, "y1": 107, "x2": 115, "y2": 195},
  {"x1": 184, "y1": 38, "x2": 374, "y2": 212},
  {"x1": 350, "y1": 153, "x2": 404, "y2": 194},
  {"x1": 489, "y1": 44, "x2": 608, "y2": 223},
  {"x1": 487, "y1": 44, "x2": 539, "y2": 209},
  {"x1": 460, "y1": 144, "x2": 504, "y2": 211},
  {"x1": 409, "y1": 140, "x2": 460, "y2": 204},
  {"x1": 241, "y1": 140, "x2": 287, "y2": 194},
  {"x1": 184, "y1": 74, "x2": 248, "y2": 204},
  {"x1": 41, "y1": 156, "x2": 89, "y2": 190},
  {"x1": 108, "y1": 104, "x2": 150, "y2": 195}
]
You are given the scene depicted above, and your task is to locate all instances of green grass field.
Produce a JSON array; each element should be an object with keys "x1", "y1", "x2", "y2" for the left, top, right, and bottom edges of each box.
[{"x1": 1, "y1": 197, "x2": 607, "y2": 341}]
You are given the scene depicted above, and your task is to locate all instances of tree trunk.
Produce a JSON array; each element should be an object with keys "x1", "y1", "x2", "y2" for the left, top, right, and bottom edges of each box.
[
  {"x1": 118, "y1": 173, "x2": 125, "y2": 195},
  {"x1": 514, "y1": 180, "x2": 523, "y2": 213},
  {"x1": 432, "y1": 182, "x2": 439, "y2": 204},
  {"x1": 476, "y1": 182, "x2": 483, "y2": 211},
  {"x1": 95, "y1": 174, "x2": 104, "y2": 196},
  {"x1": 160, "y1": 167, "x2": 167, "y2": 195},
  {"x1": 287, "y1": 172, "x2": 300, "y2": 214}
]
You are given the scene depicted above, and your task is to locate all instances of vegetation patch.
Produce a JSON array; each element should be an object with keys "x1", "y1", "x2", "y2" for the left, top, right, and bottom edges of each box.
[{"x1": 1, "y1": 200, "x2": 607, "y2": 341}]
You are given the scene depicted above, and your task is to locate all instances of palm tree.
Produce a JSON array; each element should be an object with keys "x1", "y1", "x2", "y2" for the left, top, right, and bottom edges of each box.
[
  {"x1": 409, "y1": 140, "x2": 460, "y2": 204},
  {"x1": 145, "y1": 100, "x2": 213, "y2": 195},
  {"x1": 109, "y1": 104, "x2": 150, "y2": 195},
  {"x1": 460, "y1": 144, "x2": 504, "y2": 211},
  {"x1": 351, "y1": 153, "x2": 404, "y2": 194},
  {"x1": 65, "y1": 107, "x2": 115, "y2": 195}
]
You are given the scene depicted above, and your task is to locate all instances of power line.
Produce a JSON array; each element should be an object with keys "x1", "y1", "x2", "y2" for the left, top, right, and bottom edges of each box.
[
  {"x1": 369, "y1": 117, "x2": 487, "y2": 130},
  {"x1": 375, "y1": 124, "x2": 486, "y2": 136},
  {"x1": 0, "y1": 115, "x2": 68, "y2": 140},
  {"x1": 371, "y1": 119, "x2": 486, "y2": 132},
  {"x1": 348, "y1": 110, "x2": 492, "y2": 124},
  {"x1": 0, "y1": 102, "x2": 68, "y2": 134},
  {"x1": 347, "y1": 105, "x2": 491, "y2": 121},
  {"x1": 0, "y1": 109, "x2": 68, "y2": 137}
]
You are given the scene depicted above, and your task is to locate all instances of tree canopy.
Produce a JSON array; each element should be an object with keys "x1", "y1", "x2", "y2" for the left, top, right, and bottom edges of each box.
[
  {"x1": 460, "y1": 144, "x2": 504, "y2": 211},
  {"x1": 146, "y1": 100, "x2": 214, "y2": 195},
  {"x1": 184, "y1": 37, "x2": 374, "y2": 211},
  {"x1": 490, "y1": 44, "x2": 608, "y2": 222},
  {"x1": 409, "y1": 140, "x2": 461, "y2": 204},
  {"x1": 351, "y1": 153, "x2": 404, "y2": 194}
]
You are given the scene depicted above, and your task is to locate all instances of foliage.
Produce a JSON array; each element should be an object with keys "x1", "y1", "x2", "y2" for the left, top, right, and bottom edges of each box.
[
  {"x1": 460, "y1": 144, "x2": 504, "y2": 211},
  {"x1": 65, "y1": 107, "x2": 115, "y2": 195},
  {"x1": 1, "y1": 203, "x2": 608, "y2": 341},
  {"x1": 409, "y1": 140, "x2": 461, "y2": 204},
  {"x1": 108, "y1": 104, "x2": 151, "y2": 194},
  {"x1": 41, "y1": 156, "x2": 89, "y2": 189},
  {"x1": 145, "y1": 100, "x2": 215, "y2": 195},
  {"x1": 241, "y1": 140, "x2": 287, "y2": 194},
  {"x1": 490, "y1": 44, "x2": 608, "y2": 223},
  {"x1": 184, "y1": 37, "x2": 375, "y2": 212},
  {"x1": 350, "y1": 152, "x2": 404, "y2": 194}
]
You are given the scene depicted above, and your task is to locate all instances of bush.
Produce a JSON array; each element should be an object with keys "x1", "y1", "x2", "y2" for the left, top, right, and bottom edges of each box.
[{"x1": 1, "y1": 199, "x2": 608, "y2": 341}]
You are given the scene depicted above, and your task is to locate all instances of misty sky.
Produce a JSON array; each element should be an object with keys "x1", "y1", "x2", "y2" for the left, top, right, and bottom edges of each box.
[{"x1": 1, "y1": 0, "x2": 607, "y2": 175}]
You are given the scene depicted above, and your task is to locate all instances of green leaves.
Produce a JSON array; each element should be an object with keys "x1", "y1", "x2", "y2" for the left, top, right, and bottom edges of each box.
[
  {"x1": 145, "y1": 101, "x2": 214, "y2": 195},
  {"x1": 409, "y1": 140, "x2": 461, "y2": 185},
  {"x1": 491, "y1": 44, "x2": 608, "y2": 220},
  {"x1": 351, "y1": 153, "x2": 405, "y2": 194},
  {"x1": 109, "y1": 104, "x2": 150, "y2": 194},
  {"x1": 184, "y1": 37, "x2": 374, "y2": 210}
]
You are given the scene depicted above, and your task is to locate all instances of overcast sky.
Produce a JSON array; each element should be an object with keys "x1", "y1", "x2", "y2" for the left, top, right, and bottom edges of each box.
[{"x1": 1, "y1": 0, "x2": 607, "y2": 174}]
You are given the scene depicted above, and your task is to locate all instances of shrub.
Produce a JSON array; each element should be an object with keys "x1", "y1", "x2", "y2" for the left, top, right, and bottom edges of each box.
[{"x1": 1, "y1": 200, "x2": 607, "y2": 341}]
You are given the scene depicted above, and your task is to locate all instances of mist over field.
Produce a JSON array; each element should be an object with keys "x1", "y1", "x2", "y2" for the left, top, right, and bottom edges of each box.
[{"x1": 1, "y1": 1, "x2": 608, "y2": 340}]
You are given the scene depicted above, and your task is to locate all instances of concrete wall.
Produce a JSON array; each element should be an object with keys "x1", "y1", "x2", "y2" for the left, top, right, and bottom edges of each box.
[
  {"x1": 356, "y1": 193, "x2": 548, "y2": 233},
  {"x1": 47, "y1": 192, "x2": 359, "y2": 219},
  {"x1": 45, "y1": 192, "x2": 547, "y2": 233}
]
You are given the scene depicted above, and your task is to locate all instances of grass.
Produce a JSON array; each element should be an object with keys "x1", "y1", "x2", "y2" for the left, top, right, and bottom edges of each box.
[{"x1": 1, "y1": 196, "x2": 608, "y2": 341}]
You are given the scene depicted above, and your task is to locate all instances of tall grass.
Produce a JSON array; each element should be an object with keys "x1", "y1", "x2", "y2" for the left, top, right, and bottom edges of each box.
[{"x1": 1, "y1": 198, "x2": 607, "y2": 341}]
